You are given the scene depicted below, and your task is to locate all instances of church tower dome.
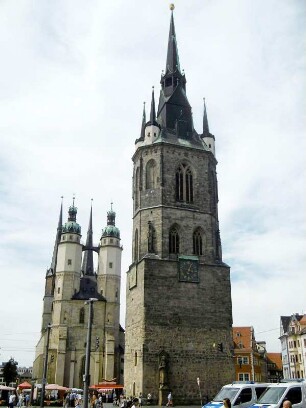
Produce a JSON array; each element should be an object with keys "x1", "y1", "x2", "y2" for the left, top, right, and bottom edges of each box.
[{"x1": 101, "y1": 205, "x2": 120, "y2": 239}]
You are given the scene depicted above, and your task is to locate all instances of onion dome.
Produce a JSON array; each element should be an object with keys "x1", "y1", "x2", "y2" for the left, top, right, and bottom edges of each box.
[
  {"x1": 101, "y1": 204, "x2": 120, "y2": 239},
  {"x1": 62, "y1": 204, "x2": 81, "y2": 234}
]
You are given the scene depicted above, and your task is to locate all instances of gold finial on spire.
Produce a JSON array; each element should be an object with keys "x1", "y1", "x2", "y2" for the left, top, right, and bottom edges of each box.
[{"x1": 170, "y1": 3, "x2": 175, "y2": 11}]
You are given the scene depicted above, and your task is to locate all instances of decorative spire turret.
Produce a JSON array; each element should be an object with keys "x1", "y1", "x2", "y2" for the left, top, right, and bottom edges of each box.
[
  {"x1": 102, "y1": 203, "x2": 120, "y2": 239},
  {"x1": 81, "y1": 200, "x2": 94, "y2": 275},
  {"x1": 62, "y1": 198, "x2": 81, "y2": 234},
  {"x1": 138, "y1": 102, "x2": 146, "y2": 142},
  {"x1": 146, "y1": 87, "x2": 159, "y2": 128},
  {"x1": 201, "y1": 98, "x2": 215, "y2": 155},
  {"x1": 203, "y1": 98, "x2": 210, "y2": 136}
]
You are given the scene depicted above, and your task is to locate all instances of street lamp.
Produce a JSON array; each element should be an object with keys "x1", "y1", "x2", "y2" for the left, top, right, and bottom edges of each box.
[
  {"x1": 40, "y1": 323, "x2": 52, "y2": 408},
  {"x1": 83, "y1": 298, "x2": 98, "y2": 408}
]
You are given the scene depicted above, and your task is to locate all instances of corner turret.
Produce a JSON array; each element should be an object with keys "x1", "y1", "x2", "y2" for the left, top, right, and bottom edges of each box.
[{"x1": 201, "y1": 98, "x2": 216, "y2": 156}]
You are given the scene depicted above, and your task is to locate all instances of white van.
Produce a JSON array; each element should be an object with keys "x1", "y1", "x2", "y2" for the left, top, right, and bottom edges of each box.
[
  {"x1": 203, "y1": 381, "x2": 270, "y2": 408},
  {"x1": 251, "y1": 379, "x2": 306, "y2": 408}
]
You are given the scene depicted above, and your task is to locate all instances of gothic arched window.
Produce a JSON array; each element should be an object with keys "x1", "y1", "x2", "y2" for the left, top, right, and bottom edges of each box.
[
  {"x1": 79, "y1": 307, "x2": 85, "y2": 324},
  {"x1": 175, "y1": 163, "x2": 193, "y2": 203},
  {"x1": 146, "y1": 160, "x2": 156, "y2": 189},
  {"x1": 193, "y1": 229, "x2": 203, "y2": 255},
  {"x1": 134, "y1": 229, "x2": 139, "y2": 261},
  {"x1": 169, "y1": 227, "x2": 180, "y2": 254},
  {"x1": 135, "y1": 167, "x2": 140, "y2": 209}
]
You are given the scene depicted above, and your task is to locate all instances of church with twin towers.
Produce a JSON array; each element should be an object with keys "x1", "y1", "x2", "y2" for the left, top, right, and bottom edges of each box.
[{"x1": 33, "y1": 6, "x2": 234, "y2": 404}]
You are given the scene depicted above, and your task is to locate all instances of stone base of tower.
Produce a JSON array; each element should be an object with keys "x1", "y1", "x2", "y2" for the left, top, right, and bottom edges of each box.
[{"x1": 125, "y1": 258, "x2": 235, "y2": 404}]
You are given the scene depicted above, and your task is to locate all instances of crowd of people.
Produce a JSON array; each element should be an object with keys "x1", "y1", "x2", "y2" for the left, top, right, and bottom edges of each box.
[{"x1": 5, "y1": 389, "x2": 294, "y2": 408}]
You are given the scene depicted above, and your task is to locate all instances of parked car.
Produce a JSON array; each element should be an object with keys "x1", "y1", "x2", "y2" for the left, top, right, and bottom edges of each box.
[
  {"x1": 203, "y1": 381, "x2": 270, "y2": 408},
  {"x1": 251, "y1": 379, "x2": 306, "y2": 408}
]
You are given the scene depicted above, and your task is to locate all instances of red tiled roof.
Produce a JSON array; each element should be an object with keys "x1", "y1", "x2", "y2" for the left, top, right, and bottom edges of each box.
[
  {"x1": 299, "y1": 314, "x2": 306, "y2": 325},
  {"x1": 232, "y1": 327, "x2": 254, "y2": 351},
  {"x1": 266, "y1": 353, "x2": 282, "y2": 370}
]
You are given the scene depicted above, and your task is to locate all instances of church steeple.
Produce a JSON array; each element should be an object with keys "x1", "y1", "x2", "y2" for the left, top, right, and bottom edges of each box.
[
  {"x1": 165, "y1": 6, "x2": 181, "y2": 75},
  {"x1": 47, "y1": 198, "x2": 63, "y2": 276},
  {"x1": 157, "y1": 5, "x2": 193, "y2": 138},
  {"x1": 81, "y1": 200, "x2": 94, "y2": 275}
]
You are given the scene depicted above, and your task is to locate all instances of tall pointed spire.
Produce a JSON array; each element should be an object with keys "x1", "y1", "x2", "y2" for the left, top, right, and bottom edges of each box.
[
  {"x1": 139, "y1": 102, "x2": 146, "y2": 141},
  {"x1": 157, "y1": 5, "x2": 193, "y2": 137},
  {"x1": 82, "y1": 200, "x2": 94, "y2": 275},
  {"x1": 150, "y1": 87, "x2": 156, "y2": 124},
  {"x1": 146, "y1": 87, "x2": 159, "y2": 128},
  {"x1": 166, "y1": 4, "x2": 181, "y2": 74},
  {"x1": 203, "y1": 98, "x2": 210, "y2": 135},
  {"x1": 48, "y1": 197, "x2": 63, "y2": 275}
]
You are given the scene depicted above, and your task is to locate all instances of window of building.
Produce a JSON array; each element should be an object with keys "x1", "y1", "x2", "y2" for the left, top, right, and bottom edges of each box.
[
  {"x1": 110, "y1": 238, "x2": 113, "y2": 243},
  {"x1": 146, "y1": 160, "x2": 156, "y2": 189},
  {"x1": 68, "y1": 259, "x2": 72, "y2": 265},
  {"x1": 169, "y1": 227, "x2": 179, "y2": 254},
  {"x1": 175, "y1": 163, "x2": 194, "y2": 203},
  {"x1": 238, "y1": 373, "x2": 250, "y2": 382},
  {"x1": 109, "y1": 262, "x2": 113, "y2": 268},
  {"x1": 69, "y1": 235, "x2": 73, "y2": 240},
  {"x1": 62, "y1": 236, "x2": 66, "y2": 241},
  {"x1": 57, "y1": 287, "x2": 60, "y2": 294},
  {"x1": 135, "y1": 167, "x2": 140, "y2": 209},
  {"x1": 134, "y1": 229, "x2": 139, "y2": 261},
  {"x1": 79, "y1": 308, "x2": 85, "y2": 323},
  {"x1": 238, "y1": 356, "x2": 249, "y2": 365},
  {"x1": 193, "y1": 229, "x2": 203, "y2": 255}
]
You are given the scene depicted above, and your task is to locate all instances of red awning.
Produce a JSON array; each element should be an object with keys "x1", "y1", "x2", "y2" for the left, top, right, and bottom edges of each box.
[
  {"x1": 18, "y1": 382, "x2": 32, "y2": 390},
  {"x1": 90, "y1": 384, "x2": 123, "y2": 390}
]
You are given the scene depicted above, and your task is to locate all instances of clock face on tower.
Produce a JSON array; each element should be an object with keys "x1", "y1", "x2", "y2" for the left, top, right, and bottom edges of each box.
[{"x1": 178, "y1": 257, "x2": 199, "y2": 282}]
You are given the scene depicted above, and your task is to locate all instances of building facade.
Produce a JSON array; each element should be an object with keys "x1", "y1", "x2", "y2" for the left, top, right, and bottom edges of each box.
[
  {"x1": 280, "y1": 313, "x2": 306, "y2": 379},
  {"x1": 32, "y1": 202, "x2": 124, "y2": 388},
  {"x1": 232, "y1": 327, "x2": 268, "y2": 382},
  {"x1": 266, "y1": 353, "x2": 283, "y2": 382},
  {"x1": 125, "y1": 8, "x2": 234, "y2": 405}
]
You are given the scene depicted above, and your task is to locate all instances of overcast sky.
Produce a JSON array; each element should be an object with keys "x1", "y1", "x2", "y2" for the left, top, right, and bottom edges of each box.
[{"x1": 0, "y1": 0, "x2": 305, "y2": 368}]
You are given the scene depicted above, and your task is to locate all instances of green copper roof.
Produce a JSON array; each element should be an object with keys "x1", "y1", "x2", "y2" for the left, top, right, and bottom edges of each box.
[
  {"x1": 62, "y1": 202, "x2": 81, "y2": 234},
  {"x1": 101, "y1": 204, "x2": 120, "y2": 239},
  {"x1": 102, "y1": 225, "x2": 120, "y2": 238},
  {"x1": 62, "y1": 221, "x2": 81, "y2": 234}
]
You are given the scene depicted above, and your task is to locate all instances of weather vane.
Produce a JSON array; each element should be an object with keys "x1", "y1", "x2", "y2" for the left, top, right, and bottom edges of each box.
[{"x1": 170, "y1": 4, "x2": 175, "y2": 11}]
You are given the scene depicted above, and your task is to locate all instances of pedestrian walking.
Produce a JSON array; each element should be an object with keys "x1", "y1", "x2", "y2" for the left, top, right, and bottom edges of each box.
[{"x1": 9, "y1": 393, "x2": 16, "y2": 408}]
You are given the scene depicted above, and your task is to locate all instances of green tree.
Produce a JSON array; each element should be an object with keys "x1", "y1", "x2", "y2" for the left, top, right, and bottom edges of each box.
[{"x1": 3, "y1": 358, "x2": 18, "y2": 385}]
